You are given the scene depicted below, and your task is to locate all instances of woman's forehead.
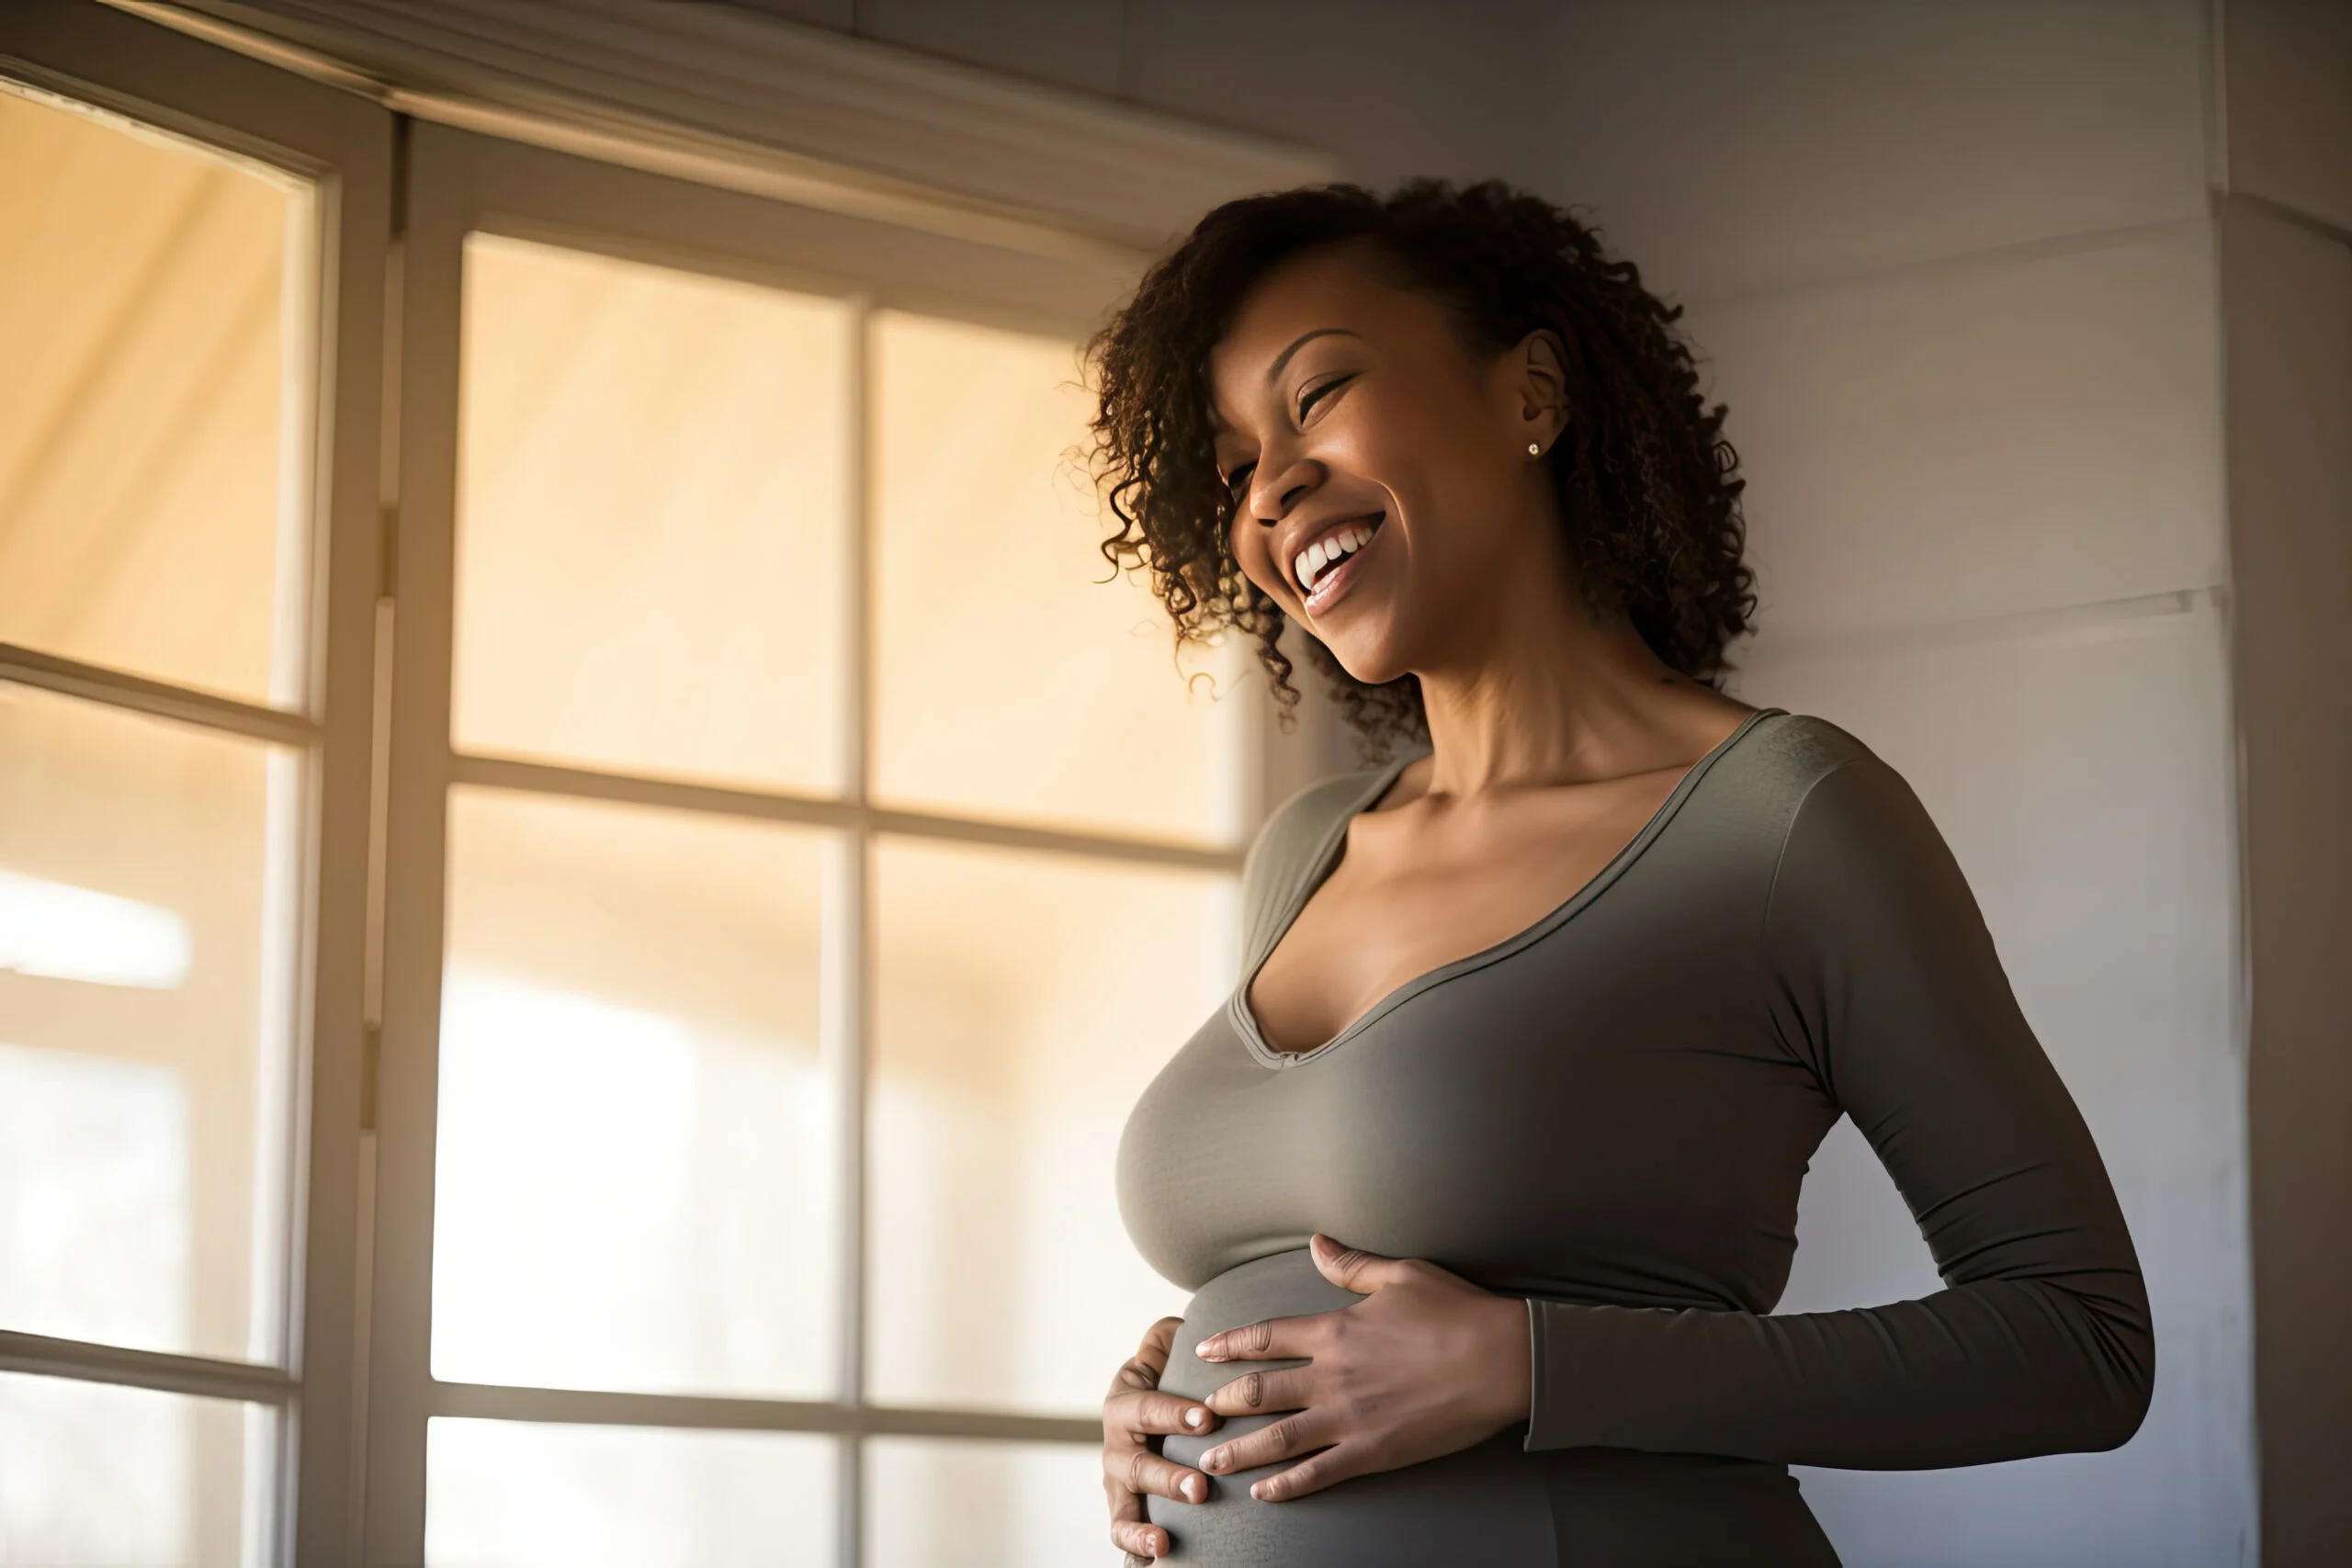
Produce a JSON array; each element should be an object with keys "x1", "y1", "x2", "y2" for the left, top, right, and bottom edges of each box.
[
  {"x1": 1218, "y1": 248, "x2": 1390, "y2": 356},
  {"x1": 1208, "y1": 257, "x2": 1454, "y2": 432}
]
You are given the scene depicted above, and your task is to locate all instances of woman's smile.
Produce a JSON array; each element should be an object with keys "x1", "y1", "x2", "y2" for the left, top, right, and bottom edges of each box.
[{"x1": 1295, "y1": 512, "x2": 1385, "y2": 615}]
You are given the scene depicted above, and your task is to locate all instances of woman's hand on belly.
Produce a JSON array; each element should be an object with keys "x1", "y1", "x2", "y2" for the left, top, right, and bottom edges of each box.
[
  {"x1": 1101, "y1": 1315, "x2": 1224, "y2": 1563},
  {"x1": 1190, "y1": 1234, "x2": 1532, "y2": 1504}
]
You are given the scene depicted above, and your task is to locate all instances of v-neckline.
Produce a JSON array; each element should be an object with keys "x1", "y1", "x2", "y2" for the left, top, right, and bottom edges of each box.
[{"x1": 1227, "y1": 706, "x2": 1785, "y2": 1069}]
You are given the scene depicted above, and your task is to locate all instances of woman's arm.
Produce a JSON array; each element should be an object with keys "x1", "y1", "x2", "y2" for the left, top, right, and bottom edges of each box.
[{"x1": 1522, "y1": 751, "x2": 2154, "y2": 1467}]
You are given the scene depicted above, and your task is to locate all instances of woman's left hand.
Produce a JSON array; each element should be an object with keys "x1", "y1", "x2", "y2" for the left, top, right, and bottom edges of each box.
[{"x1": 1192, "y1": 1232, "x2": 1532, "y2": 1502}]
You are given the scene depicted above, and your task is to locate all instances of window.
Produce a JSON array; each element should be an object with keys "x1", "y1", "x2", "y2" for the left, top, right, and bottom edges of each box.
[
  {"x1": 0, "y1": 6, "x2": 390, "y2": 1562},
  {"x1": 1, "y1": 5, "x2": 1324, "y2": 1563}
]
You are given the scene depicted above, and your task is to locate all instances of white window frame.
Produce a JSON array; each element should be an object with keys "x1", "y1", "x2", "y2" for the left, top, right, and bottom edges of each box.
[
  {"x1": 373, "y1": 118, "x2": 1321, "y2": 1566},
  {"x1": 5, "y1": 3, "x2": 1341, "y2": 1563},
  {"x1": 0, "y1": 4, "x2": 392, "y2": 1562}
]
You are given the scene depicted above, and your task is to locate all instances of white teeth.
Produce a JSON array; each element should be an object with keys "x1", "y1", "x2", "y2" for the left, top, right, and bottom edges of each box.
[{"x1": 1295, "y1": 522, "x2": 1376, "y2": 593}]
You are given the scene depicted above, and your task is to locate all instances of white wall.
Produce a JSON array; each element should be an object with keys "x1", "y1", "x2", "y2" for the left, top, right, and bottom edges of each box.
[
  {"x1": 722, "y1": 4, "x2": 2267, "y2": 1562},
  {"x1": 1526, "y1": 8, "x2": 2252, "y2": 1564}
]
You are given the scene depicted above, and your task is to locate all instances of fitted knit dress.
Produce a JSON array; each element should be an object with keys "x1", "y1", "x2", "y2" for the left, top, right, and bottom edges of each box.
[{"x1": 1114, "y1": 707, "x2": 2154, "y2": 1566}]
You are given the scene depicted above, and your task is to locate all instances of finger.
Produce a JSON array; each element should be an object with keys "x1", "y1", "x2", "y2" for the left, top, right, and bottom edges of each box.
[
  {"x1": 1193, "y1": 1312, "x2": 1321, "y2": 1363},
  {"x1": 1250, "y1": 1443, "x2": 1367, "y2": 1504},
  {"x1": 1199, "y1": 1410, "x2": 1334, "y2": 1477},
  {"x1": 1309, "y1": 1232, "x2": 1415, "y2": 1292},
  {"x1": 1106, "y1": 1476, "x2": 1170, "y2": 1562},
  {"x1": 1108, "y1": 1317, "x2": 1184, "y2": 1397},
  {"x1": 1203, "y1": 1365, "x2": 1314, "y2": 1417},
  {"x1": 1106, "y1": 1440, "x2": 1211, "y2": 1507},
  {"x1": 1104, "y1": 1387, "x2": 1219, "y2": 1437}
]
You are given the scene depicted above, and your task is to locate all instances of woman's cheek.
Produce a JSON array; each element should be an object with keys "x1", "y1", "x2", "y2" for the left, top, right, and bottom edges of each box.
[{"x1": 1231, "y1": 531, "x2": 1289, "y2": 606}]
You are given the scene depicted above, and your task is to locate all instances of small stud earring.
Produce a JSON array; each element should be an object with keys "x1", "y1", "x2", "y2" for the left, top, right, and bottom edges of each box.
[{"x1": 1528, "y1": 442, "x2": 1542, "y2": 457}]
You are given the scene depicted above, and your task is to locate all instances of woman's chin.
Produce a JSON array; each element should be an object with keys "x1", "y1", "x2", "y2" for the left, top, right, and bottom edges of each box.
[
  {"x1": 1308, "y1": 616, "x2": 1411, "y2": 686},
  {"x1": 1321, "y1": 641, "x2": 1412, "y2": 691}
]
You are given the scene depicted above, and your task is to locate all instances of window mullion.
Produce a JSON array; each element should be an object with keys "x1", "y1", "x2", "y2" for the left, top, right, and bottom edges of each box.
[
  {"x1": 361, "y1": 117, "x2": 469, "y2": 1568},
  {"x1": 830, "y1": 290, "x2": 876, "y2": 1568}
]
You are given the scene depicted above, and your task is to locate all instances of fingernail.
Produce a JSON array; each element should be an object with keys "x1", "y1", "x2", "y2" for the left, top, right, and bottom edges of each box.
[
  {"x1": 1182, "y1": 1406, "x2": 1205, "y2": 1428},
  {"x1": 1196, "y1": 1343, "x2": 1223, "y2": 1362},
  {"x1": 1182, "y1": 1473, "x2": 1203, "y2": 1502},
  {"x1": 1204, "y1": 1448, "x2": 1226, "y2": 1472}
]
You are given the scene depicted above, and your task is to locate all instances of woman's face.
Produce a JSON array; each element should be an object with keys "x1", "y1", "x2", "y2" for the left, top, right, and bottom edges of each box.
[{"x1": 1207, "y1": 242, "x2": 1566, "y2": 686}]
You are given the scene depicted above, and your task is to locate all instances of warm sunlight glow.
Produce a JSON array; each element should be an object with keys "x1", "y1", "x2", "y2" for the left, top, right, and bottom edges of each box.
[
  {"x1": 0, "y1": 1373, "x2": 267, "y2": 1568},
  {"x1": 430, "y1": 789, "x2": 835, "y2": 1399},
  {"x1": 868, "y1": 839, "x2": 1234, "y2": 1415},
  {"x1": 0, "y1": 84, "x2": 313, "y2": 1567},
  {"x1": 865, "y1": 1438, "x2": 1103, "y2": 1567},
  {"x1": 0, "y1": 84, "x2": 311, "y2": 705},
  {"x1": 0, "y1": 871, "x2": 191, "y2": 989},
  {"x1": 424, "y1": 1419, "x2": 831, "y2": 1568},
  {"x1": 0, "y1": 682, "x2": 297, "y2": 1368},
  {"x1": 421, "y1": 233, "x2": 1253, "y2": 1553},
  {"x1": 452, "y1": 234, "x2": 854, "y2": 793},
  {"x1": 871, "y1": 310, "x2": 1253, "y2": 845}
]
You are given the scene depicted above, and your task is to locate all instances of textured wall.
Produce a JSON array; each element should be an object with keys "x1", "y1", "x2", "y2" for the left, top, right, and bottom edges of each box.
[{"x1": 716, "y1": 3, "x2": 2267, "y2": 1562}]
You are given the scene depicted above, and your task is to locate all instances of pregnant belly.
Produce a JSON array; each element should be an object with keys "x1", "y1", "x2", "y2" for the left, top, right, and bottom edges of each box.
[
  {"x1": 1148, "y1": 1249, "x2": 1843, "y2": 1568},
  {"x1": 1148, "y1": 1249, "x2": 1555, "y2": 1566}
]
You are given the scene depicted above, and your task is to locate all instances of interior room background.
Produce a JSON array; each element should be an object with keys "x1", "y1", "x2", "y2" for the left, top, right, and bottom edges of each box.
[{"x1": 1, "y1": 2, "x2": 2344, "y2": 1565}]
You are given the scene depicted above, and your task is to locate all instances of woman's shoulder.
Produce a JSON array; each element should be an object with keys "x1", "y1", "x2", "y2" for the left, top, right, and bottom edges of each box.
[
  {"x1": 1735, "y1": 710, "x2": 1983, "y2": 935},
  {"x1": 1714, "y1": 707, "x2": 1949, "y2": 869},
  {"x1": 1732, "y1": 707, "x2": 1883, "y2": 802},
  {"x1": 1244, "y1": 764, "x2": 1391, "y2": 874},
  {"x1": 1236, "y1": 761, "x2": 1403, "y2": 951}
]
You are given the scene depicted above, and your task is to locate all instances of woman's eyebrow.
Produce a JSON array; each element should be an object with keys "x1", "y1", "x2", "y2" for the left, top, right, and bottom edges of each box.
[{"x1": 1265, "y1": 327, "x2": 1362, "y2": 386}]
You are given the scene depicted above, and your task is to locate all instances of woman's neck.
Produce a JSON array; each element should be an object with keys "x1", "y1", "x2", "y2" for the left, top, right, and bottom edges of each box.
[{"x1": 1406, "y1": 559, "x2": 1726, "y2": 803}]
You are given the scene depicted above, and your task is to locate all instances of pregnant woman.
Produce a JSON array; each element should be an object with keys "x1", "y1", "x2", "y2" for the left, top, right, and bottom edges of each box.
[{"x1": 1090, "y1": 181, "x2": 2154, "y2": 1566}]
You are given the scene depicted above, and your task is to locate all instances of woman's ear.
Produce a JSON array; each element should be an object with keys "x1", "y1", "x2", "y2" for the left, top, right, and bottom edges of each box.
[{"x1": 1512, "y1": 328, "x2": 1570, "y2": 450}]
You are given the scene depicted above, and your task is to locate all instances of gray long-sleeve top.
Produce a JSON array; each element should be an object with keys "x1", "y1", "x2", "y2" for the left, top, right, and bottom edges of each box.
[{"x1": 1116, "y1": 708, "x2": 2153, "y2": 1565}]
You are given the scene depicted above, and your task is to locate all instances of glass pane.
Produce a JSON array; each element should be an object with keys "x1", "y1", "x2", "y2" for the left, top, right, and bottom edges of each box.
[
  {"x1": 872, "y1": 310, "x2": 1252, "y2": 844},
  {"x1": 0, "y1": 683, "x2": 299, "y2": 1363},
  {"x1": 0, "y1": 85, "x2": 312, "y2": 705},
  {"x1": 454, "y1": 234, "x2": 853, "y2": 794},
  {"x1": 0, "y1": 1371, "x2": 275, "y2": 1568},
  {"x1": 864, "y1": 1438, "x2": 1100, "y2": 1568},
  {"x1": 433, "y1": 787, "x2": 836, "y2": 1398},
  {"x1": 425, "y1": 1417, "x2": 833, "y2": 1568},
  {"x1": 868, "y1": 839, "x2": 1231, "y2": 1413}
]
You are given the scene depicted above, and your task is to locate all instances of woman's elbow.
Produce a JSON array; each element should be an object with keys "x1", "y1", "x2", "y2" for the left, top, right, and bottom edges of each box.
[{"x1": 2072, "y1": 1313, "x2": 2155, "y2": 1453}]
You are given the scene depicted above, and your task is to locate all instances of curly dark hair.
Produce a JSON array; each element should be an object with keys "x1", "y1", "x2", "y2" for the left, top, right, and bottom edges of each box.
[{"x1": 1085, "y1": 178, "x2": 1756, "y2": 762}]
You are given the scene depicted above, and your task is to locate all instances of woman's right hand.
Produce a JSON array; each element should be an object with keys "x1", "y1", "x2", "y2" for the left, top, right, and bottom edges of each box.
[{"x1": 1103, "y1": 1316, "x2": 1221, "y2": 1563}]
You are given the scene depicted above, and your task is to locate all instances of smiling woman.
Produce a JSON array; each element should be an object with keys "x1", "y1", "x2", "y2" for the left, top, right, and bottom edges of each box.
[
  {"x1": 1085, "y1": 182, "x2": 2152, "y2": 1567},
  {"x1": 1091, "y1": 181, "x2": 1752, "y2": 762}
]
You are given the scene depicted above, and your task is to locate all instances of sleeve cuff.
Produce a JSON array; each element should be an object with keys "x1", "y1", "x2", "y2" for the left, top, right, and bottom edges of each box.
[{"x1": 1522, "y1": 1297, "x2": 1557, "y2": 1450}]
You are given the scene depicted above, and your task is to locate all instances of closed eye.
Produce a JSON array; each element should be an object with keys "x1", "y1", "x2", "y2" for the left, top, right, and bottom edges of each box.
[
  {"x1": 1221, "y1": 373, "x2": 1351, "y2": 495},
  {"x1": 1296, "y1": 373, "x2": 1353, "y2": 421}
]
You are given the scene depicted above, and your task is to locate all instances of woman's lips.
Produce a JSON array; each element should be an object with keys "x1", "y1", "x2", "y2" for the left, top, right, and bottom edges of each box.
[{"x1": 1301, "y1": 516, "x2": 1383, "y2": 616}]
